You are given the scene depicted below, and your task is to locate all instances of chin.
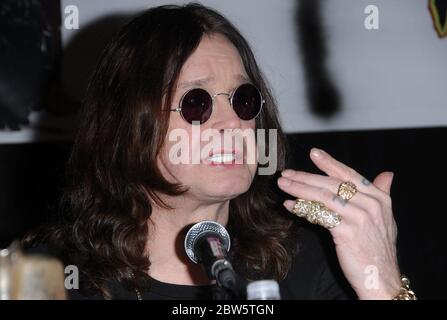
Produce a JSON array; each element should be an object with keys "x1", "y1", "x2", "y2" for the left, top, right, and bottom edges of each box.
[{"x1": 200, "y1": 175, "x2": 253, "y2": 200}]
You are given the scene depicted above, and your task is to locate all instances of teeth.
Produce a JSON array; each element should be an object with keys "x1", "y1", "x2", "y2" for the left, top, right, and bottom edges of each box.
[{"x1": 208, "y1": 153, "x2": 235, "y2": 163}]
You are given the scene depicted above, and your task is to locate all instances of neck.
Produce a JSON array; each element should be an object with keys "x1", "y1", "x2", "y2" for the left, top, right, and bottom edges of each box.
[{"x1": 146, "y1": 194, "x2": 230, "y2": 286}]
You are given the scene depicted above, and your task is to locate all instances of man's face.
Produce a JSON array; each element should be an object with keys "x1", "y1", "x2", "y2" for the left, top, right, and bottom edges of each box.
[{"x1": 158, "y1": 34, "x2": 258, "y2": 203}]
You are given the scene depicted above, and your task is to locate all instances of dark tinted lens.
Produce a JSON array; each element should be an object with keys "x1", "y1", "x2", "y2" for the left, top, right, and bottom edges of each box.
[
  {"x1": 232, "y1": 84, "x2": 262, "y2": 120},
  {"x1": 180, "y1": 88, "x2": 213, "y2": 124}
]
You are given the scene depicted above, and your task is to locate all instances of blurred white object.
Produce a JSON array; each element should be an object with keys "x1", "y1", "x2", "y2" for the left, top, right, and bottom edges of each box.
[
  {"x1": 246, "y1": 279, "x2": 281, "y2": 300},
  {"x1": 0, "y1": 241, "x2": 66, "y2": 300}
]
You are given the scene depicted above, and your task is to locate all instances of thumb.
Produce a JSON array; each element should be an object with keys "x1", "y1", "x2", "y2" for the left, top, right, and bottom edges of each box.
[{"x1": 372, "y1": 171, "x2": 394, "y2": 194}]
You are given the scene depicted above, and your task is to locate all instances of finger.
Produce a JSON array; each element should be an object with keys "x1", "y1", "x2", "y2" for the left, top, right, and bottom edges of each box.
[
  {"x1": 309, "y1": 148, "x2": 386, "y2": 198},
  {"x1": 309, "y1": 148, "x2": 363, "y2": 182},
  {"x1": 278, "y1": 177, "x2": 362, "y2": 220},
  {"x1": 372, "y1": 172, "x2": 394, "y2": 195},
  {"x1": 278, "y1": 175, "x2": 388, "y2": 224},
  {"x1": 281, "y1": 170, "x2": 341, "y2": 193},
  {"x1": 283, "y1": 198, "x2": 360, "y2": 241},
  {"x1": 281, "y1": 169, "x2": 383, "y2": 212},
  {"x1": 279, "y1": 178, "x2": 391, "y2": 244}
]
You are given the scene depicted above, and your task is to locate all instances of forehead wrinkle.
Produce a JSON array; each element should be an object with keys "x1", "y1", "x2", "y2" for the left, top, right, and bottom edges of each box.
[
  {"x1": 179, "y1": 77, "x2": 214, "y2": 90},
  {"x1": 179, "y1": 74, "x2": 250, "y2": 90}
]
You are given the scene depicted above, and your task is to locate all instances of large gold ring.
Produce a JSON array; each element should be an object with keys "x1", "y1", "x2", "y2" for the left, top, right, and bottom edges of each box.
[
  {"x1": 292, "y1": 199, "x2": 341, "y2": 229},
  {"x1": 337, "y1": 181, "x2": 357, "y2": 201}
]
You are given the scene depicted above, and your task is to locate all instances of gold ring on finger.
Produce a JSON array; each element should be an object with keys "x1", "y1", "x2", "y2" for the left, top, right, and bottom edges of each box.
[
  {"x1": 292, "y1": 198, "x2": 341, "y2": 229},
  {"x1": 337, "y1": 181, "x2": 357, "y2": 201}
]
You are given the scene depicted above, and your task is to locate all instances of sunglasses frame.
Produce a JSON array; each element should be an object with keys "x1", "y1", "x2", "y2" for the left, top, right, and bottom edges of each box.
[{"x1": 170, "y1": 83, "x2": 265, "y2": 125}]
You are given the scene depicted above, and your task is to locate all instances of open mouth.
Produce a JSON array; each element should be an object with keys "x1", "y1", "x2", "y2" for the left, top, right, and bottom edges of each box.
[
  {"x1": 207, "y1": 153, "x2": 236, "y2": 163},
  {"x1": 203, "y1": 150, "x2": 243, "y2": 166}
]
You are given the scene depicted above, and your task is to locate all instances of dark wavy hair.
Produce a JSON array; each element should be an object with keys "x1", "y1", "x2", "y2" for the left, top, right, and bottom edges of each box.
[{"x1": 25, "y1": 3, "x2": 300, "y2": 298}]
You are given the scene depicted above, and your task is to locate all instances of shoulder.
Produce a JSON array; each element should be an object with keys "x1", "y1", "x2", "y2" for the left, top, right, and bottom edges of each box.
[{"x1": 279, "y1": 224, "x2": 355, "y2": 299}]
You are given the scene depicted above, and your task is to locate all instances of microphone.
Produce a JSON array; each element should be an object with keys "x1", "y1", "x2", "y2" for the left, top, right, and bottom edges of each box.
[{"x1": 184, "y1": 221, "x2": 240, "y2": 295}]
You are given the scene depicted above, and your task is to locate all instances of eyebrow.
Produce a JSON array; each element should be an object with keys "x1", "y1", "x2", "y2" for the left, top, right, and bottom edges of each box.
[{"x1": 179, "y1": 74, "x2": 250, "y2": 89}]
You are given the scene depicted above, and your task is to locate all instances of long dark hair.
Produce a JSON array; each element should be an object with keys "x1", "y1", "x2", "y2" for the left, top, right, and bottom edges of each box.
[{"x1": 26, "y1": 3, "x2": 300, "y2": 298}]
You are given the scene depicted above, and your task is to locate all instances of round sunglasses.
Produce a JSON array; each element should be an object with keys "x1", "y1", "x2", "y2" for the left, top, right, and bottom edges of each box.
[{"x1": 170, "y1": 83, "x2": 264, "y2": 125}]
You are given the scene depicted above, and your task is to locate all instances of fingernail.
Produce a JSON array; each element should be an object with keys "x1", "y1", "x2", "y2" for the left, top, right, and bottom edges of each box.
[
  {"x1": 278, "y1": 177, "x2": 291, "y2": 187},
  {"x1": 281, "y1": 169, "x2": 295, "y2": 177},
  {"x1": 311, "y1": 148, "x2": 324, "y2": 158}
]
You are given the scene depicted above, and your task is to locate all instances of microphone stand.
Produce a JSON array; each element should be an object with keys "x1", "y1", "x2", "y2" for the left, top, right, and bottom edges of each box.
[{"x1": 211, "y1": 260, "x2": 247, "y2": 300}]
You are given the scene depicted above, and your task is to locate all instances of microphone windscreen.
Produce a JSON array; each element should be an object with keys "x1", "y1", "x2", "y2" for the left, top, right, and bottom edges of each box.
[{"x1": 184, "y1": 220, "x2": 231, "y2": 264}]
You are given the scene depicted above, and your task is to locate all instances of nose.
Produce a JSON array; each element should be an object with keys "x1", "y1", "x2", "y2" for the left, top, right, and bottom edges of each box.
[{"x1": 210, "y1": 93, "x2": 242, "y2": 131}]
